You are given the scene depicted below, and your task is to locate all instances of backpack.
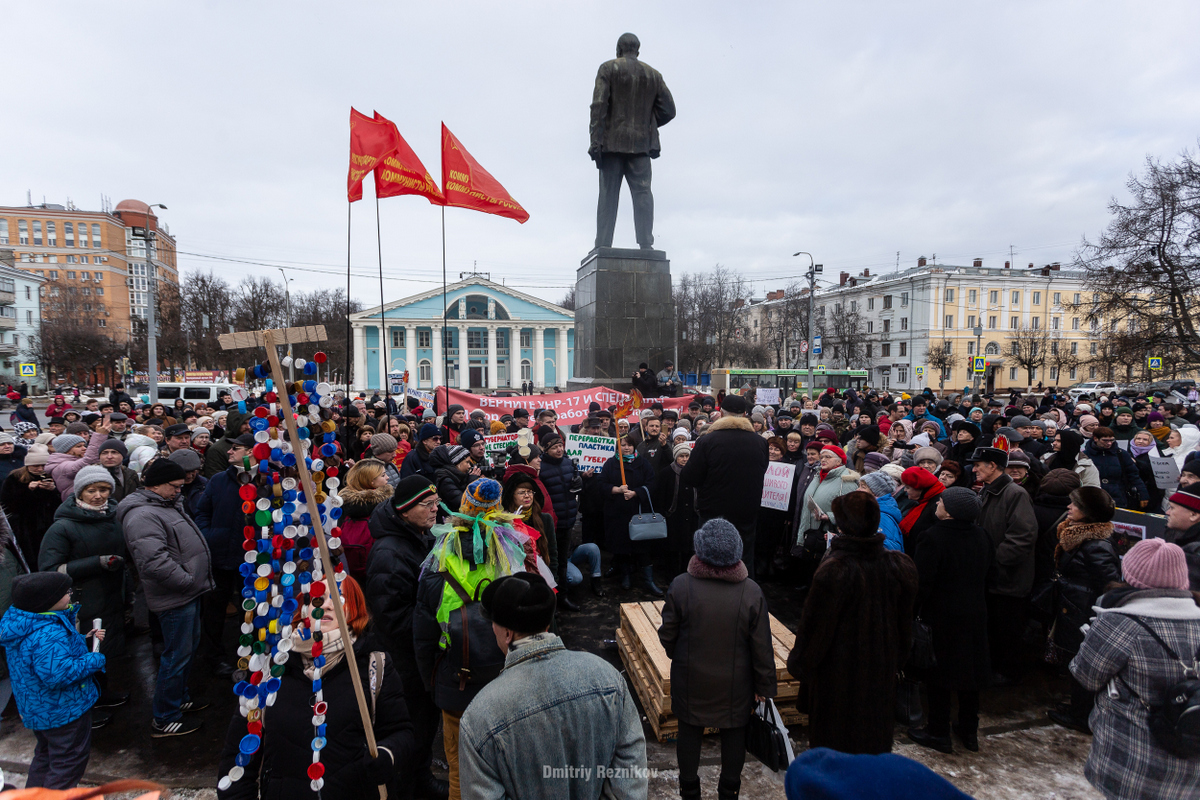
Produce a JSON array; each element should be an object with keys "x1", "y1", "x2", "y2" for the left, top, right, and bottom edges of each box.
[
  {"x1": 1120, "y1": 616, "x2": 1200, "y2": 759},
  {"x1": 438, "y1": 572, "x2": 505, "y2": 693},
  {"x1": 338, "y1": 518, "x2": 374, "y2": 586}
]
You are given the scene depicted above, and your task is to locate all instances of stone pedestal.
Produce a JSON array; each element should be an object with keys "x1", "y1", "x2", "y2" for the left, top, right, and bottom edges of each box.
[{"x1": 569, "y1": 247, "x2": 674, "y2": 392}]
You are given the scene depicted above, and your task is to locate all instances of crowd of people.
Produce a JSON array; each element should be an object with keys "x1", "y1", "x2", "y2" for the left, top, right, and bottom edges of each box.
[{"x1": 0, "y1": 379, "x2": 1199, "y2": 799}]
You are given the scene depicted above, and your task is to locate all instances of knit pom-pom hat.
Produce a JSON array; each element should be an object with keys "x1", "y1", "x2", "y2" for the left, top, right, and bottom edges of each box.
[{"x1": 460, "y1": 478, "x2": 503, "y2": 518}]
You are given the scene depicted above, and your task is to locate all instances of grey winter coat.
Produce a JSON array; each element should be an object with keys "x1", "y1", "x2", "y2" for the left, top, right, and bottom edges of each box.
[
  {"x1": 978, "y1": 474, "x2": 1039, "y2": 597},
  {"x1": 659, "y1": 557, "x2": 777, "y2": 728},
  {"x1": 1071, "y1": 589, "x2": 1200, "y2": 800},
  {"x1": 117, "y1": 488, "x2": 214, "y2": 613}
]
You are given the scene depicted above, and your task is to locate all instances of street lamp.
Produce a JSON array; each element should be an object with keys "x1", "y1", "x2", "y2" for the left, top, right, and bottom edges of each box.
[
  {"x1": 793, "y1": 252, "x2": 822, "y2": 399},
  {"x1": 278, "y1": 268, "x2": 295, "y2": 381},
  {"x1": 141, "y1": 203, "x2": 167, "y2": 404},
  {"x1": 972, "y1": 323, "x2": 984, "y2": 394}
]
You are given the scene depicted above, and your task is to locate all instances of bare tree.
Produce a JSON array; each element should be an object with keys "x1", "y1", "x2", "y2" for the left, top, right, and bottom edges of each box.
[
  {"x1": 818, "y1": 307, "x2": 868, "y2": 369},
  {"x1": 925, "y1": 339, "x2": 961, "y2": 392},
  {"x1": 1006, "y1": 325, "x2": 1049, "y2": 386},
  {"x1": 676, "y1": 265, "x2": 752, "y2": 376},
  {"x1": 1079, "y1": 146, "x2": 1200, "y2": 371},
  {"x1": 26, "y1": 280, "x2": 127, "y2": 386},
  {"x1": 760, "y1": 282, "x2": 811, "y2": 369},
  {"x1": 557, "y1": 287, "x2": 576, "y2": 311},
  {"x1": 1046, "y1": 338, "x2": 1082, "y2": 387}
]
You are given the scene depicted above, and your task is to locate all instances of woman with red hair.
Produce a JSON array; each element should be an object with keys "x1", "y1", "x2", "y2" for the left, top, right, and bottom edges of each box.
[
  {"x1": 899, "y1": 466, "x2": 944, "y2": 556},
  {"x1": 216, "y1": 575, "x2": 416, "y2": 800}
]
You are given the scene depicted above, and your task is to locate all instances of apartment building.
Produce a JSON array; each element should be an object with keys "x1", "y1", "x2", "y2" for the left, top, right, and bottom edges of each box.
[
  {"x1": 812, "y1": 256, "x2": 1103, "y2": 394},
  {"x1": 0, "y1": 199, "x2": 178, "y2": 383},
  {"x1": 0, "y1": 251, "x2": 47, "y2": 390}
]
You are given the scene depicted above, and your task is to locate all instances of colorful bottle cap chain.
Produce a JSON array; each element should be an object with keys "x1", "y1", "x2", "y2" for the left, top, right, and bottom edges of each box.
[{"x1": 218, "y1": 349, "x2": 346, "y2": 794}]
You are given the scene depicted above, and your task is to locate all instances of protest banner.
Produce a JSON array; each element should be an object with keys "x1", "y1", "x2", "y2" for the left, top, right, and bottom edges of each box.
[
  {"x1": 1149, "y1": 455, "x2": 1180, "y2": 491},
  {"x1": 756, "y1": 387, "x2": 780, "y2": 406},
  {"x1": 566, "y1": 433, "x2": 617, "y2": 474},
  {"x1": 437, "y1": 386, "x2": 692, "y2": 425},
  {"x1": 761, "y1": 461, "x2": 796, "y2": 511}
]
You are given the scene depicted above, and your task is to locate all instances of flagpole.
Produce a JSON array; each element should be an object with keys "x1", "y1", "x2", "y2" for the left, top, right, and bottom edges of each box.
[
  {"x1": 345, "y1": 201, "x2": 352, "y2": 396},
  {"x1": 376, "y1": 194, "x2": 389, "y2": 411},
  {"x1": 441, "y1": 205, "x2": 448, "y2": 411}
]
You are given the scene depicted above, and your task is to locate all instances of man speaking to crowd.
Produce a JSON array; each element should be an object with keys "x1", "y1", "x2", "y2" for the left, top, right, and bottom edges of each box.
[{"x1": 680, "y1": 395, "x2": 769, "y2": 578}]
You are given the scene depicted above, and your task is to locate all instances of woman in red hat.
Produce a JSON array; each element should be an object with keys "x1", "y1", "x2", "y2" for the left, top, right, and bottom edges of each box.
[{"x1": 898, "y1": 466, "x2": 944, "y2": 556}]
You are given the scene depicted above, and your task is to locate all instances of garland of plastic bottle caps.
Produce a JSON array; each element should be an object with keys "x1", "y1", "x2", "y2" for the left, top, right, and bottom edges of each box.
[{"x1": 217, "y1": 350, "x2": 351, "y2": 794}]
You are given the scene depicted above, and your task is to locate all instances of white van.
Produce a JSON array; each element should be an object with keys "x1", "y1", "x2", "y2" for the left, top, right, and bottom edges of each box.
[{"x1": 147, "y1": 383, "x2": 243, "y2": 406}]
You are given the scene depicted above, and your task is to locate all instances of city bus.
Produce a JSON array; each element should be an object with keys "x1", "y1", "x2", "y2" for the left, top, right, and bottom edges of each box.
[{"x1": 710, "y1": 368, "x2": 870, "y2": 396}]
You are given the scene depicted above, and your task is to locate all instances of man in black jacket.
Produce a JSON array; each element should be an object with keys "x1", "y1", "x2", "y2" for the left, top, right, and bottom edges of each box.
[
  {"x1": 1165, "y1": 489, "x2": 1200, "y2": 590},
  {"x1": 679, "y1": 394, "x2": 769, "y2": 578},
  {"x1": 364, "y1": 476, "x2": 447, "y2": 800}
]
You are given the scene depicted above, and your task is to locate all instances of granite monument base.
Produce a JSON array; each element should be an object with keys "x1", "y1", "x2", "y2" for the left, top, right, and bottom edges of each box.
[{"x1": 569, "y1": 246, "x2": 674, "y2": 393}]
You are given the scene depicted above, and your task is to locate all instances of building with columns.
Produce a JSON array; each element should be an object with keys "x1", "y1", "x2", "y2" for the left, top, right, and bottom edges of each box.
[{"x1": 349, "y1": 277, "x2": 575, "y2": 392}]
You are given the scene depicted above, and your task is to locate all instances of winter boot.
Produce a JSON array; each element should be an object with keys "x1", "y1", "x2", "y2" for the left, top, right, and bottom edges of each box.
[
  {"x1": 589, "y1": 573, "x2": 607, "y2": 597},
  {"x1": 642, "y1": 565, "x2": 663, "y2": 597},
  {"x1": 717, "y1": 775, "x2": 741, "y2": 800},
  {"x1": 619, "y1": 562, "x2": 632, "y2": 590},
  {"x1": 679, "y1": 775, "x2": 701, "y2": 800}
]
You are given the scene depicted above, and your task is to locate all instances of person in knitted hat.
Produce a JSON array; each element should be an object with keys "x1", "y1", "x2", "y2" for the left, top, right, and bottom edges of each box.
[
  {"x1": 788, "y1": 479, "x2": 918, "y2": 756},
  {"x1": 794, "y1": 444, "x2": 860, "y2": 574},
  {"x1": 651, "y1": 438, "x2": 701, "y2": 583},
  {"x1": 904, "y1": 486, "x2": 993, "y2": 754},
  {"x1": 0, "y1": 570, "x2": 107, "y2": 789},
  {"x1": 364, "y1": 432, "x2": 403, "y2": 488},
  {"x1": 400, "y1": 423, "x2": 442, "y2": 483},
  {"x1": 598, "y1": 433, "x2": 660, "y2": 593},
  {"x1": 1070, "y1": 536, "x2": 1200, "y2": 799},
  {"x1": 46, "y1": 424, "x2": 111, "y2": 503},
  {"x1": 857, "y1": 471, "x2": 902, "y2": 551},
  {"x1": 899, "y1": 465, "x2": 944, "y2": 553},
  {"x1": 659, "y1": 517, "x2": 776, "y2": 799},
  {"x1": 412, "y1": 476, "x2": 529, "y2": 797},
  {"x1": 0, "y1": 431, "x2": 23, "y2": 485},
  {"x1": 38, "y1": 464, "x2": 128, "y2": 716}
]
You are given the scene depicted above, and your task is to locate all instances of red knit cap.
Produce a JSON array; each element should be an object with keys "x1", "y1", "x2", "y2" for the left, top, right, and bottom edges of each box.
[
  {"x1": 901, "y1": 465, "x2": 939, "y2": 490},
  {"x1": 821, "y1": 444, "x2": 847, "y2": 464},
  {"x1": 1169, "y1": 491, "x2": 1200, "y2": 514}
]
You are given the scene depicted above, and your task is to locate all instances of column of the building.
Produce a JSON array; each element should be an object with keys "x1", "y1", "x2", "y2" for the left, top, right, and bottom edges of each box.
[
  {"x1": 533, "y1": 326, "x2": 546, "y2": 388},
  {"x1": 457, "y1": 324, "x2": 469, "y2": 388},
  {"x1": 432, "y1": 324, "x2": 444, "y2": 388},
  {"x1": 486, "y1": 325, "x2": 498, "y2": 389},
  {"x1": 378, "y1": 325, "x2": 388, "y2": 391},
  {"x1": 405, "y1": 325, "x2": 416, "y2": 386},
  {"x1": 353, "y1": 324, "x2": 368, "y2": 391},
  {"x1": 556, "y1": 326, "x2": 568, "y2": 390}
]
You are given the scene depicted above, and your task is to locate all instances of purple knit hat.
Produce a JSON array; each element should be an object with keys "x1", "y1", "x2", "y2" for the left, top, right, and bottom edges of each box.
[{"x1": 1122, "y1": 538, "x2": 1189, "y2": 590}]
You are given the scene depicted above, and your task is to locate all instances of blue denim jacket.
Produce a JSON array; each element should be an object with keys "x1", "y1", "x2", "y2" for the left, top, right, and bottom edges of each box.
[{"x1": 458, "y1": 633, "x2": 647, "y2": 800}]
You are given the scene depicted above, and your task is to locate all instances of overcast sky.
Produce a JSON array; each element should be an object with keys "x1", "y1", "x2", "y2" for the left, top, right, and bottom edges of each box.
[{"x1": 5, "y1": 2, "x2": 1199, "y2": 306}]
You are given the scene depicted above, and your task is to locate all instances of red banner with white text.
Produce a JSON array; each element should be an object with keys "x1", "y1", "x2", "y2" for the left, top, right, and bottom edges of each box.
[
  {"x1": 441, "y1": 123, "x2": 529, "y2": 223},
  {"x1": 436, "y1": 386, "x2": 692, "y2": 426}
]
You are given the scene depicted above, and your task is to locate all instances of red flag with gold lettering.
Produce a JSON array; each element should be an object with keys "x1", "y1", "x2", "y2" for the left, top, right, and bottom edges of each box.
[
  {"x1": 441, "y1": 123, "x2": 529, "y2": 223},
  {"x1": 372, "y1": 112, "x2": 445, "y2": 206},
  {"x1": 347, "y1": 108, "x2": 396, "y2": 202}
]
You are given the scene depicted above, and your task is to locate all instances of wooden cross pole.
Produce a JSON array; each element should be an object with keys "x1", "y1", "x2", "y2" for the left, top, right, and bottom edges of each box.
[{"x1": 218, "y1": 325, "x2": 386, "y2": 800}]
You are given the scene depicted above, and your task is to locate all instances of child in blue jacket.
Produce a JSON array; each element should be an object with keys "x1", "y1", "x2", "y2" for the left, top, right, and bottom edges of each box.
[{"x1": 0, "y1": 571, "x2": 105, "y2": 789}]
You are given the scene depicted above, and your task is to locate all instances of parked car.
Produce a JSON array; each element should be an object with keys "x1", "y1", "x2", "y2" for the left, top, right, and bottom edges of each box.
[{"x1": 1067, "y1": 381, "x2": 1120, "y2": 401}]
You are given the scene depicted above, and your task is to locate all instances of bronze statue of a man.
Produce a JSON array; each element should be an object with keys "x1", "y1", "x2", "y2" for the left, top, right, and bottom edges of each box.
[{"x1": 589, "y1": 33, "x2": 675, "y2": 250}]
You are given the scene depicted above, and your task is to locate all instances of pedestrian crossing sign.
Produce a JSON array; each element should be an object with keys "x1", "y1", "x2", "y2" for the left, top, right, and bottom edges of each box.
[
  {"x1": 1148, "y1": 357, "x2": 1162, "y2": 370},
  {"x1": 915, "y1": 366, "x2": 924, "y2": 380},
  {"x1": 18, "y1": 363, "x2": 35, "y2": 377},
  {"x1": 972, "y1": 357, "x2": 986, "y2": 373}
]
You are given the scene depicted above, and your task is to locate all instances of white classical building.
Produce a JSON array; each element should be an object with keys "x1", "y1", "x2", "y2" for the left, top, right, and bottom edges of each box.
[{"x1": 349, "y1": 277, "x2": 575, "y2": 392}]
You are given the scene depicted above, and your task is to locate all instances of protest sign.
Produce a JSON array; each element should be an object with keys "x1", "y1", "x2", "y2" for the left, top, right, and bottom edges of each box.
[
  {"x1": 756, "y1": 387, "x2": 781, "y2": 406},
  {"x1": 761, "y1": 461, "x2": 796, "y2": 511},
  {"x1": 482, "y1": 432, "x2": 520, "y2": 456},
  {"x1": 565, "y1": 433, "x2": 617, "y2": 474},
  {"x1": 1149, "y1": 455, "x2": 1180, "y2": 491}
]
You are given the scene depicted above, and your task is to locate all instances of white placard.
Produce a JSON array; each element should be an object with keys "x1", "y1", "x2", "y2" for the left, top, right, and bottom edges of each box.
[
  {"x1": 756, "y1": 387, "x2": 781, "y2": 406},
  {"x1": 761, "y1": 461, "x2": 796, "y2": 510},
  {"x1": 1149, "y1": 455, "x2": 1180, "y2": 490},
  {"x1": 566, "y1": 433, "x2": 618, "y2": 474},
  {"x1": 482, "y1": 432, "x2": 520, "y2": 456}
]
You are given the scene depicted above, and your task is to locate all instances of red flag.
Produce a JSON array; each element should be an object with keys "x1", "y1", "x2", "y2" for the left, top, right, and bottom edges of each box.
[
  {"x1": 440, "y1": 124, "x2": 529, "y2": 223},
  {"x1": 348, "y1": 108, "x2": 396, "y2": 202},
  {"x1": 612, "y1": 389, "x2": 644, "y2": 420},
  {"x1": 372, "y1": 112, "x2": 445, "y2": 206}
]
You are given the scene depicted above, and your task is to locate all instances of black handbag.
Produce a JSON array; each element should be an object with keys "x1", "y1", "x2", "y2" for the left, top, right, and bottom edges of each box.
[
  {"x1": 894, "y1": 673, "x2": 925, "y2": 727},
  {"x1": 908, "y1": 617, "x2": 937, "y2": 670},
  {"x1": 745, "y1": 699, "x2": 793, "y2": 772}
]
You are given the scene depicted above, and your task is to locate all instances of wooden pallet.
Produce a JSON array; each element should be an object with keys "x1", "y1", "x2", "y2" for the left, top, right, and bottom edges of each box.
[{"x1": 617, "y1": 601, "x2": 807, "y2": 742}]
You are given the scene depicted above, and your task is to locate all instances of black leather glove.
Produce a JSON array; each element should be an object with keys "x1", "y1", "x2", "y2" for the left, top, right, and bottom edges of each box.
[{"x1": 363, "y1": 748, "x2": 395, "y2": 785}]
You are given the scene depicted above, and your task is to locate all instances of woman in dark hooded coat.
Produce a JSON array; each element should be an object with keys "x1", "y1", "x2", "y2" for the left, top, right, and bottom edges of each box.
[
  {"x1": 978, "y1": 414, "x2": 1003, "y2": 448},
  {"x1": 653, "y1": 442, "x2": 700, "y2": 579},
  {"x1": 946, "y1": 420, "x2": 981, "y2": 471},
  {"x1": 787, "y1": 491, "x2": 918, "y2": 754}
]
